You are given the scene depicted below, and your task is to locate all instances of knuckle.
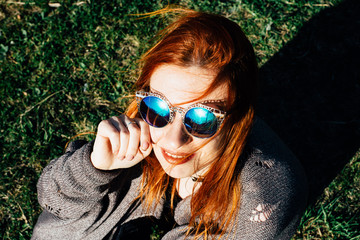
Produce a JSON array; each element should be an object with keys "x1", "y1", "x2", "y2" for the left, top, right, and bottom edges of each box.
[
  {"x1": 98, "y1": 120, "x2": 112, "y2": 132},
  {"x1": 128, "y1": 125, "x2": 140, "y2": 135},
  {"x1": 98, "y1": 119, "x2": 109, "y2": 128},
  {"x1": 109, "y1": 130, "x2": 119, "y2": 138},
  {"x1": 127, "y1": 122, "x2": 139, "y2": 130},
  {"x1": 121, "y1": 129, "x2": 130, "y2": 137}
]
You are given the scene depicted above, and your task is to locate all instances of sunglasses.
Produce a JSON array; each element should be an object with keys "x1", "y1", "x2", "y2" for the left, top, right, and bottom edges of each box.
[{"x1": 135, "y1": 90, "x2": 226, "y2": 138}]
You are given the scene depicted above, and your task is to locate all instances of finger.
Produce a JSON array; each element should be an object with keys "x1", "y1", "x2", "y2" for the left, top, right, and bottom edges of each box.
[
  {"x1": 92, "y1": 119, "x2": 122, "y2": 170},
  {"x1": 138, "y1": 119, "x2": 151, "y2": 152},
  {"x1": 97, "y1": 119, "x2": 121, "y2": 155},
  {"x1": 125, "y1": 119, "x2": 141, "y2": 161},
  {"x1": 115, "y1": 116, "x2": 129, "y2": 160}
]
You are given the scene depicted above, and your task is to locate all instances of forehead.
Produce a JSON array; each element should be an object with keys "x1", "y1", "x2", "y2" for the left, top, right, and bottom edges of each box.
[{"x1": 149, "y1": 64, "x2": 228, "y2": 105}]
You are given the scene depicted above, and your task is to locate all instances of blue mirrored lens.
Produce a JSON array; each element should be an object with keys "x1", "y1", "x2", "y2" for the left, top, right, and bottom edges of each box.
[
  {"x1": 184, "y1": 107, "x2": 218, "y2": 138},
  {"x1": 139, "y1": 96, "x2": 170, "y2": 127}
]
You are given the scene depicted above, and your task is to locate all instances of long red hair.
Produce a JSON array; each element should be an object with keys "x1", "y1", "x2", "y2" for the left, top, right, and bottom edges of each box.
[{"x1": 126, "y1": 10, "x2": 258, "y2": 239}]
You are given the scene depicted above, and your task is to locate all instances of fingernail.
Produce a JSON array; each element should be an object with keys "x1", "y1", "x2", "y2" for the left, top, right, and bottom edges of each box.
[
  {"x1": 141, "y1": 142, "x2": 149, "y2": 151},
  {"x1": 126, "y1": 155, "x2": 134, "y2": 161},
  {"x1": 117, "y1": 155, "x2": 125, "y2": 161}
]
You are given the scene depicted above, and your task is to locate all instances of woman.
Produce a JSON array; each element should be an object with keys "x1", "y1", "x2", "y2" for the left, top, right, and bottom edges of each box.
[{"x1": 32, "y1": 10, "x2": 307, "y2": 240}]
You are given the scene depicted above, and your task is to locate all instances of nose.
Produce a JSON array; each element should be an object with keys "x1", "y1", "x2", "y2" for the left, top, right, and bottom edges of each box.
[{"x1": 163, "y1": 113, "x2": 192, "y2": 149}]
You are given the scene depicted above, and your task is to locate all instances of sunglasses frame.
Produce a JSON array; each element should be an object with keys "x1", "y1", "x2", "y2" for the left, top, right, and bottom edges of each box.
[{"x1": 135, "y1": 90, "x2": 227, "y2": 138}]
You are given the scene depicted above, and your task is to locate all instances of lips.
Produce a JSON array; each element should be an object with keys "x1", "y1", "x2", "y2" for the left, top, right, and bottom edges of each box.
[{"x1": 160, "y1": 148, "x2": 194, "y2": 165}]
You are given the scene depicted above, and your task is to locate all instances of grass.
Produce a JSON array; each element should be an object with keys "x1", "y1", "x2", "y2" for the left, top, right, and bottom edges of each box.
[
  {"x1": 0, "y1": 0, "x2": 358, "y2": 239},
  {"x1": 293, "y1": 151, "x2": 360, "y2": 240}
]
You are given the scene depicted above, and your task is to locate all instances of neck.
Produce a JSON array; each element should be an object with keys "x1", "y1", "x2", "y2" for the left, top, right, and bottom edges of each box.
[{"x1": 177, "y1": 176, "x2": 202, "y2": 199}]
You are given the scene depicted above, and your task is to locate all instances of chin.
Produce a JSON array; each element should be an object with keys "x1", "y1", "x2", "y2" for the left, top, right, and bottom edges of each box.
[
  {"x1": 156, "y1": 155, "x2": 195, "y2": 179},
  {"x1": 159, "y1": 161, "x2": 192, "y2": 179},
  {"x1": 153, "y1": 146, "x2": 196, "y2": 179}
]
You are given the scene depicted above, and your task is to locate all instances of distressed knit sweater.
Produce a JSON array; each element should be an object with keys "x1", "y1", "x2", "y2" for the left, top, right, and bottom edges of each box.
[{"x1": 32, "y1": 118, "x2": 307, "y2": 240}]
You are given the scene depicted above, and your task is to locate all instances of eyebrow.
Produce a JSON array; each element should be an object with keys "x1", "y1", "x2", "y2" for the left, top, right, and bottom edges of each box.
[{"x1": 149, "y1": 87, "x2": 227, "y2": 110}]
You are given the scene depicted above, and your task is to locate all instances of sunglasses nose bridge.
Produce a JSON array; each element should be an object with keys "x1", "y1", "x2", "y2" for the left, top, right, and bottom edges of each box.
[{"x1": 172, "y1": 107, "x2": 185, "y2": 118}]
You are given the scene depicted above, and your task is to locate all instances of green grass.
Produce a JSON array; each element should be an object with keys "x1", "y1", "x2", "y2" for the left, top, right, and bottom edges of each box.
[
  {"x1": 0, "y1": 0, "x2": 358, "y2": 239},
  {"x1": 292, "y1": 150, "x2": 360, "y2": 240}
]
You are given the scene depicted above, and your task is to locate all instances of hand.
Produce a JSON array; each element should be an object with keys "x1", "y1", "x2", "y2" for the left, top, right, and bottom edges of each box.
[{"x1": 90, "y1": 115, "x2": 152, "y2": 170}]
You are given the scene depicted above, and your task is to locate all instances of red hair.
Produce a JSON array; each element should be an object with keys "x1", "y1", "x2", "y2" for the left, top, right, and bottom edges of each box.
[{"x1": 127, "y1": 9, "x2": 258, "y2": 239}]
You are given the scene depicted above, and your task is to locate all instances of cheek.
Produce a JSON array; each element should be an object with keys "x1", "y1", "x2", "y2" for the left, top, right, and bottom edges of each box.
[
  {"x1": 199, "y1": 135, "x2": 224, "y2": 160},
  {"x1": 149, "y1": 127, "x2": 163, "y2": 144}
]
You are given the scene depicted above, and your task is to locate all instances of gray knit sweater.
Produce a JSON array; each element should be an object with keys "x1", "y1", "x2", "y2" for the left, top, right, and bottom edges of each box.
[{"x1": 31, "y1": 118, "x2": 307, "y2": 240}]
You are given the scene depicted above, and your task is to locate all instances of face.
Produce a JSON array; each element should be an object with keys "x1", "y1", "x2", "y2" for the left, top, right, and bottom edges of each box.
[{"x1": 149, "y1": 64, "x2": 228, "y2": 179}]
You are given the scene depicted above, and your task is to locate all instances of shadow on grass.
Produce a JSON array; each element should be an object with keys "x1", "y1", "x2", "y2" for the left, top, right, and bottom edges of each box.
[{"x1": 257, "y1": 0, "x2": 360, "y2": 204}]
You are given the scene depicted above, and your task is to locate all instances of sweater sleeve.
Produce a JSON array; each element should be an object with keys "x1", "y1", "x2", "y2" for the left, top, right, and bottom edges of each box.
[
  {"x1": 36, "y1": 141, "x2": 122, "y2": 219},
  {"x1": 32, "y1": 141, "x2": 135, "y2": 240}
]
